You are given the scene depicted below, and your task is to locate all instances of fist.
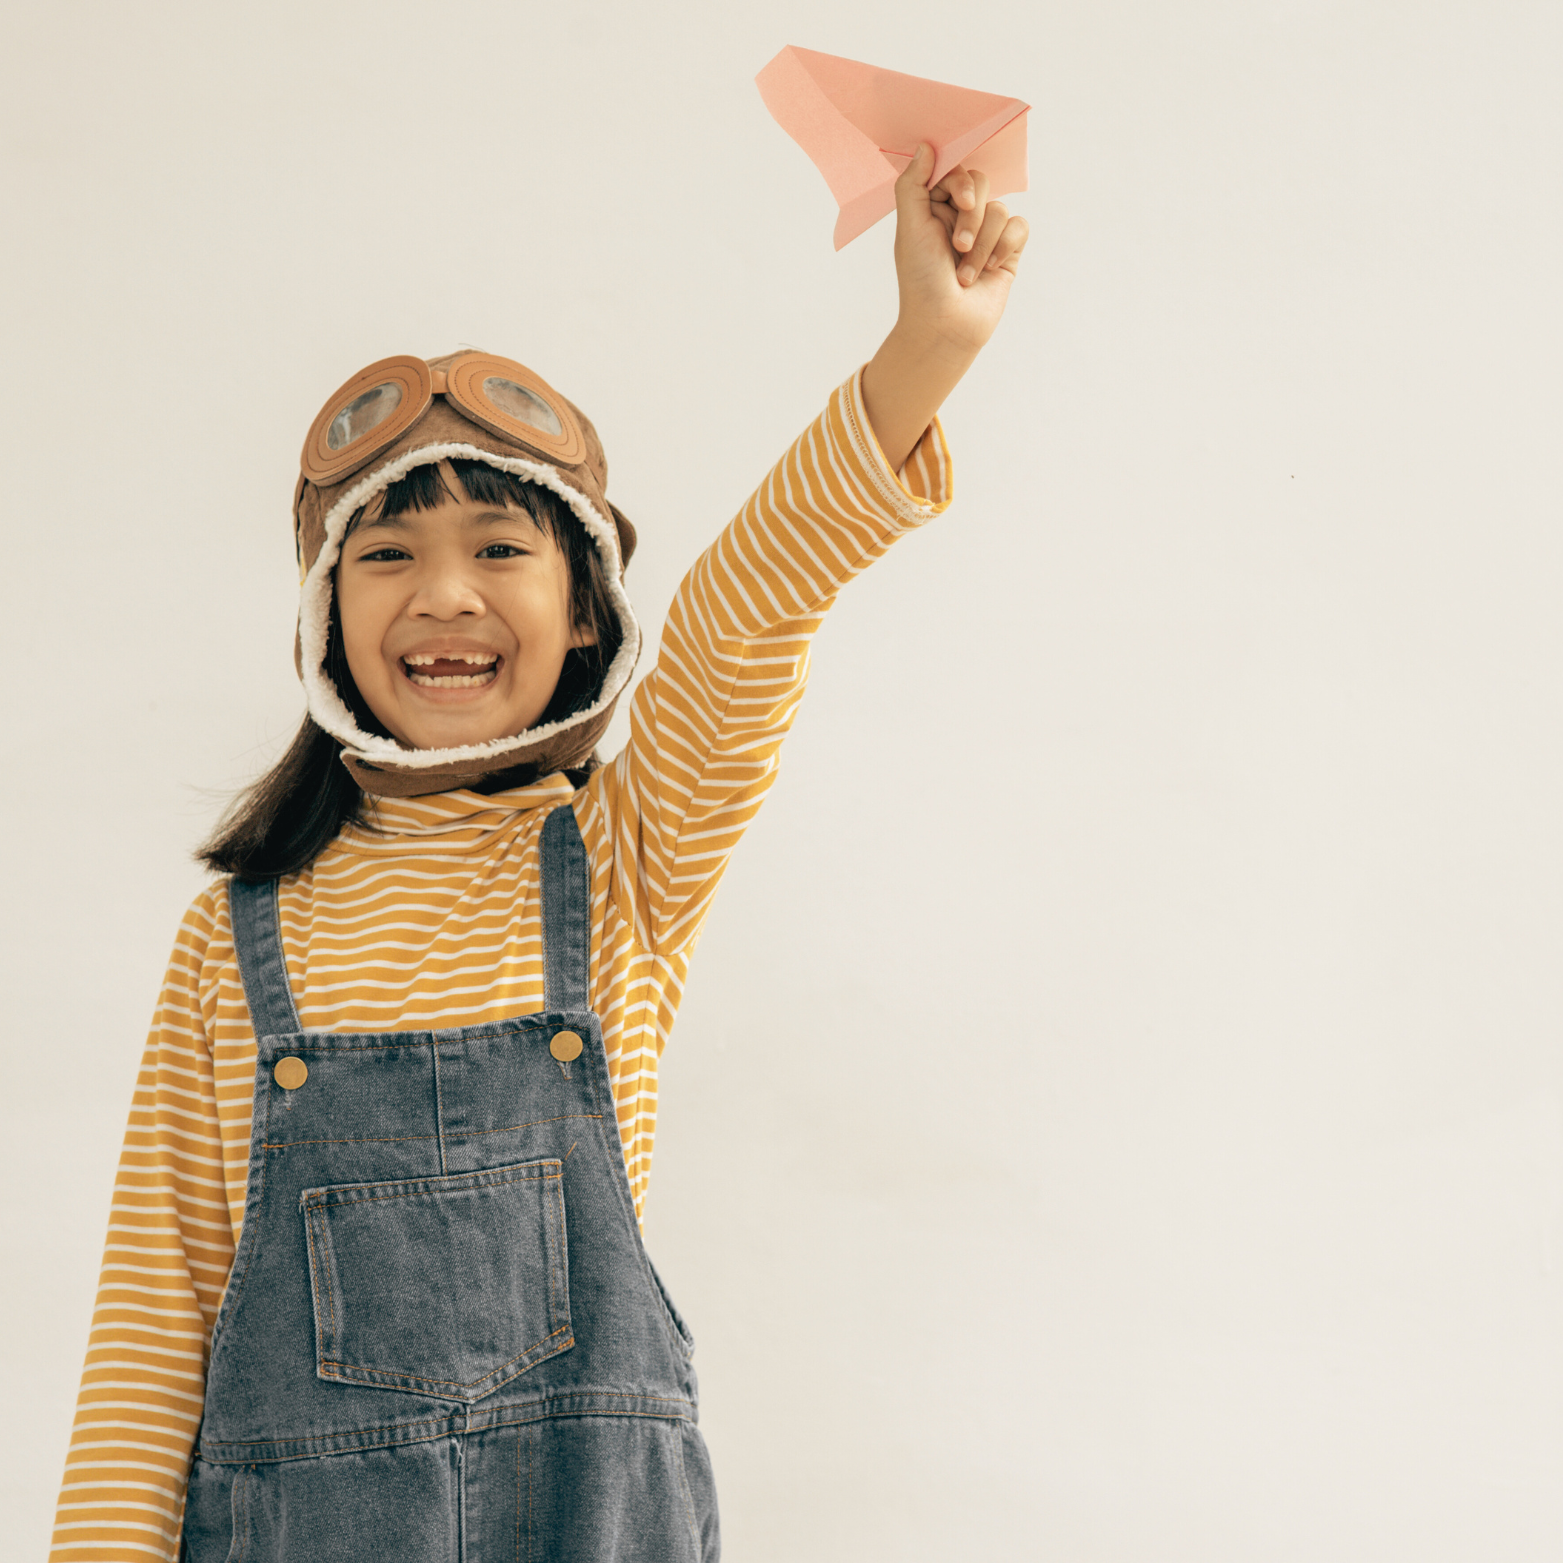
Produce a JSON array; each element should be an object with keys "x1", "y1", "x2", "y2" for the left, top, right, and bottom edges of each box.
[{"x1": 892, "y1": 142, "x2": 1030, "y2": 357}]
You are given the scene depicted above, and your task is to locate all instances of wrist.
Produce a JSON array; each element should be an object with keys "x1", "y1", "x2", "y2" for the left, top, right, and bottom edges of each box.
[
  {"x1": 862, "y1": 324, "x2": 972, "y2": 477},
  {"x1": 885, "y1": 314, "x2": 982, "y2": 379}
]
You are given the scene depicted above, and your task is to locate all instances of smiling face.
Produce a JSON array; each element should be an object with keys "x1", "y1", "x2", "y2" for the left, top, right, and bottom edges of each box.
[{"x1": 334, "y1": 461, "x2": 595, "y2": 753}]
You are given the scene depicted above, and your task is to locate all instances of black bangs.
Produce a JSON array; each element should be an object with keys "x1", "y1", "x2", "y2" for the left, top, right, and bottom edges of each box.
[
  {"x1": 348, "y1": 458, "x2": 567, "y2": 537},
  {"x1": 444, "y1": 459, "x2": 563, "y2": 535},
  {"x1": 365, "y1": 460, "x2": 456, "y2": 520}
]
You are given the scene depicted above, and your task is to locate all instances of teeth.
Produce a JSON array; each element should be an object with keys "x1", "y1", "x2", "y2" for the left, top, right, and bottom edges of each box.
[
  {"x1": 406, "y1": 669, "x2": 498, "y2": 688},
  {"x1": 401, "y1": 651, "x2": 500, "y2": 689}
]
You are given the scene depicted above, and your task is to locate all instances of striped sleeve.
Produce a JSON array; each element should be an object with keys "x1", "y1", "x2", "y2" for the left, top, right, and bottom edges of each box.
[
  {"x1": 51, "y1": 890, "x2": 234, "y2": 1562},
  {"x1": 585, "y1": 368, "x2": 953, "y2": 953}
]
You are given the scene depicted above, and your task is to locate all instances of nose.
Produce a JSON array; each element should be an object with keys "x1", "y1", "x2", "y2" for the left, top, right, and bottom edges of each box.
[{"x1": 408, "y1": 565, "x2": 486, "y2": 622}]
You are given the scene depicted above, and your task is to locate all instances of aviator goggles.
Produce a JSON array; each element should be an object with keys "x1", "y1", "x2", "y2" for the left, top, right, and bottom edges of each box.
[{"x1": 300, "y1": 352, "x2": 587, "y2": 486}]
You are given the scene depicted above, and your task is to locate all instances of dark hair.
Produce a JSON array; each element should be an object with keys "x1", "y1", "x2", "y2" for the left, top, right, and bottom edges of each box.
[{"x1": 198, "y1": 459, "x2": 622, "y2": 880}]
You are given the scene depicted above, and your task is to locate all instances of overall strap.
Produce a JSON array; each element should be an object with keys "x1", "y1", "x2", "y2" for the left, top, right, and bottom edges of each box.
[
  {"x1": 228, "y1": 876, "x2": 303, "y2": 1039},
  {"x1": 541, "y1": 802, "x2": 591, "y2": 1013}
]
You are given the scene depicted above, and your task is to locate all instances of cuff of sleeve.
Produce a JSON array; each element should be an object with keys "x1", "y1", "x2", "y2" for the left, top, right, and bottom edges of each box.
[{"x1": 837, "y1": 366, "x2": 955, "y2": 528}]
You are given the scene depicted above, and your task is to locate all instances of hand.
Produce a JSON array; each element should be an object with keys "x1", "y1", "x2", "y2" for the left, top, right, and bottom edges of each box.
[
  {"x1": 860, "y1": 143, "x2": 1029, "y2": 473},
  {"x1": 894, "y1": 142, "x2": 1029, "y2": 358}
]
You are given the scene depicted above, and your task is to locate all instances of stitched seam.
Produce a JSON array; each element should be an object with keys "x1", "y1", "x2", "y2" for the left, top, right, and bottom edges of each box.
[
  {"x1": 270, "y1": 882, "x2": 302, "y2": 1033},
  {"x1": 676, "y1": 1423, "x2": 700, "y2": 1557},
  {"x1": 304, "y1": 1208, "x2": 325, "y2": 1347},
  {"x1": 319, "y1": 1322, "x2": 572, "y2": 1390},
  {"x1": 457, "y1": 1115, "x2": 601, "y2": 1139},
  {"x1": 457, "y1": 1431, "x2": 467, "y2": 1563},
  {"x1": 308, "y1": 1205, "x2": 338, "y2": 1354},
  {"x1": 544, "y1": 1175, "x2": 557, "y2": 1326},
  {"x1": 302, "y1": 1160, "x2": 560, "y2": 1202},
  {"x1": 266, "y1": 1133, "x2": 438, "y2": 1148},
  {"x1": 469, "y1": 1391, "x2": 695, "y2": 1407},
  {"x1": 303, "y1": 1169, "x2": 560, "y2": 1211},
  {"x1": 432, "y1": 1041, "x2": 448, "y2": 1176},
  {"x1": 303, "y1": 1207, "x2": 327, "y2": 1364},
  {"x1": 547, "y1": 1175, "x2": 564, "y2": 1330},
  {"x1": 641, "y1": 1254, "x2": 695, "y2": 1361},
  {"x1": 841, "y1": 370, "x2": 938, "y2": 524},
  {"x1": 243, "y1": 1464, "x2": 253, "y2": 1562},
  {"x1": 208, "y1": 1396, "x2": 695, "y2": 1448},
  {"x1": 260, "y1": 1037, "x2": 517, "y2": 1053},
  {"x1": 322, "y1": 1210, "x2": 340, "y2": 1349},
  {"x1": 541, "y1": 809, "x2": 553, "y2": 1011},
  {"x1": 523, "y1": 1406, "x2": 690, "y2": 1418},
  {"x1": 264, "y1": 1113, "x2": 600, "y2": 1150},
  {"x1": 318, "y1": 1351, "x2": 574, "y2": 1404},
  {"x1": 228, "y1": 1465, "x2": 238, "y2": 1563},
  {"x1": 205, "y1": 1400, "x2": 692, "y2": 1449},
  {"x1": 206, "y1": 1412, "x2": 456, "y2": 1448},
  {"x1": 280, "y1": 1386, "x2": 692, "y2": 1416},
  {"x1": 256, "y1": 1029, "x2": 593, "y2": 1052},
  {"x1": 584, "y1": 1092, "x2": 690, "y2": 1359},
  {"x1": 201, "y1": 1403, "x2": 697, "y2": 1462}
]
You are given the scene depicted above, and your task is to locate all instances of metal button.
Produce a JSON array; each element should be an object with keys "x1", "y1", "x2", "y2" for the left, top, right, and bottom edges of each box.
[
  {"x1": 274, "y1": 1056, "x2": 309, "y2": 1090},
  {"x1": 549, "y1": 1031, "x2": 583, "y2": 1063}
]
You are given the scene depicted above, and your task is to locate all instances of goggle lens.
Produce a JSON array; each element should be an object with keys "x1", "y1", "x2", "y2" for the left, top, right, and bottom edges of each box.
[
  {"x1": 327, "y1": 382, "x2": 403, "y2": 451},
  {"x1": 482, "y1": 376, "x2": 562, "y2": 438}
]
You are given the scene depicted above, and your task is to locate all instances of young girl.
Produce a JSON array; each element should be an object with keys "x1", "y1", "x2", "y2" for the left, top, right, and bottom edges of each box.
[{"x1": 52, "y1": 144, "x2": 1028, "y2": 1563}]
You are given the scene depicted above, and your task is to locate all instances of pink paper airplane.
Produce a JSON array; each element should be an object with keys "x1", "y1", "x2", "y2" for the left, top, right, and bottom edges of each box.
[{"x1": 756, "y1": 46, "x2": 1030, "y2": 250}]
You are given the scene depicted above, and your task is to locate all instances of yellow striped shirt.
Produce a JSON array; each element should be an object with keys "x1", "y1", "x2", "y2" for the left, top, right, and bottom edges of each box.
[{"x1": 52, "y1": 372, "x2": 952, "y2": 1561}]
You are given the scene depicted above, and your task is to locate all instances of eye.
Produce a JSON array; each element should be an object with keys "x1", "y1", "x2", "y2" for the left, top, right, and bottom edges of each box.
[
  {"x1": 478, "y1": 542, "x2": 530, "y2": 559},
  {"x1": 357, "y1": 546, "x2": 410, "y2": 563}
]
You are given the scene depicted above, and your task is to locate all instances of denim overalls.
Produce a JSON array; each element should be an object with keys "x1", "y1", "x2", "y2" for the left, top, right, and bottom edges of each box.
[{"x1": 182, "y1": 804, "x2": 720, "y2": 1562}]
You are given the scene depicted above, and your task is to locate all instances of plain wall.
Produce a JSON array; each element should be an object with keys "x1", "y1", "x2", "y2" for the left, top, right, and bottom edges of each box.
[{"x1": 4, "y1": 2, "x2": 1561, "y2": 1558}]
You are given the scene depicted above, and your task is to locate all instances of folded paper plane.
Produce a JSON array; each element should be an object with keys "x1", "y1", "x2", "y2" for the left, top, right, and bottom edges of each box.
[{"x1": 756, "y1": 46, "x2": 1029, "y2": 250}]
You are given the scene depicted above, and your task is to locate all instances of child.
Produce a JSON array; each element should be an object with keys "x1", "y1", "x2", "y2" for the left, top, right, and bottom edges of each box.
[{"x1": 52, "y1": 144, "x2": 1027, "y2": 1563}]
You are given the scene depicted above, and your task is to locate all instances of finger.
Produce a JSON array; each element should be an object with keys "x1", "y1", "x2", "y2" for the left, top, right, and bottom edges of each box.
[
  {"x1": 982, "y1": 214, "x2": 1031, "y2": 277},
  {"x1": 930, "y1": 162, "x2": 975, "y2": 212},
  {"x1": 956, "y1": 199, "x2": 1009, "y2": 285},
  {"x1": 893, "y1": 142, "x2": 937, "y2": 222},
  {"x1": 945, "y1": 167, "x2": 990, "y2": 253}
]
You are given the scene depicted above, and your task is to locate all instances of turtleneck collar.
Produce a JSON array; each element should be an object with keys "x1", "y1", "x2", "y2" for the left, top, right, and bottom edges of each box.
[{"x1": 329, "y1": 772, "x2": 576, "y2": 859}]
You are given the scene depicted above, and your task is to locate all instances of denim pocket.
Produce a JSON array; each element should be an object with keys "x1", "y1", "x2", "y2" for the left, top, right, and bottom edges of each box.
[{"x1": 301, "y1": 1159, "x2": 572, "y2": 1403}]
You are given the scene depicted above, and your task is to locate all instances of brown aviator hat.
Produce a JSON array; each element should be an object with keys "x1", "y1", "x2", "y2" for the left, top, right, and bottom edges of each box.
[{"x1": 293, "y1": 351, "x2": 641, "y2": 797}]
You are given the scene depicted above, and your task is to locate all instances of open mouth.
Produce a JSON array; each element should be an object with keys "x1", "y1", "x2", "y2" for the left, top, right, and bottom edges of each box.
[{"x1": 401, "y1": 652, "x2": 501, "y2": 689}]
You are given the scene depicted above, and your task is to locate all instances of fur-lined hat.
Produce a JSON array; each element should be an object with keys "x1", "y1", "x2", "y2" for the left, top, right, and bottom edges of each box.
[{"x1": 292, "y1": 351, "x2": 640, "y2": 797}]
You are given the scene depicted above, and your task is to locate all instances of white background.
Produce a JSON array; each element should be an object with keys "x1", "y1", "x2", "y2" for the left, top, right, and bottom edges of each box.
[{"x1": 4, "y1": 2, "x2": 1561, "y2": 1558}]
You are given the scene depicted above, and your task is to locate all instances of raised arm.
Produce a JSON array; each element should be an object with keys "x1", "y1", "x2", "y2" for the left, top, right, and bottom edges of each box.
[
  {"x1": 862, "y1": 142, "x2": 1030, "y2": 472},
  {"x1": 582, "y1": 143, "x2": 1027, "y2": 955}
]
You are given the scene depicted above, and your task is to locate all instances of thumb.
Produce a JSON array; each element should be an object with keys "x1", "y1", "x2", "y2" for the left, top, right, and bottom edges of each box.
[{"x1": 893, "y1": 142, "x2": 936, "y2": 219}]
